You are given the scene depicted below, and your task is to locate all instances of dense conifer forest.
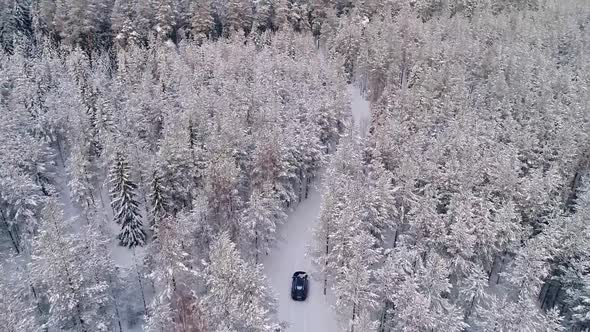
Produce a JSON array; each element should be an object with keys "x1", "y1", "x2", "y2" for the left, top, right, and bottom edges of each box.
[{"x1": 1, "y1": 0, "x2": 589, "y2": 331}]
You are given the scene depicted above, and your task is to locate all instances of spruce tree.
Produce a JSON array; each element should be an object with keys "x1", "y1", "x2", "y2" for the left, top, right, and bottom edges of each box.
[
  {"x1": 190, "y1": 0, "x2": 214, "y2": 41},
  {"x1": 109, "y1": 152, "x2": 146, "y2": 248},
  {"x1": 272, "y1": 0, "x2": 290, "y2": 31},
  {"x1": 226, "y1": 0, "x2": 254, "y2": 35},
  {"x1": 253, "y1": 0, "x2": 272, "y2": 32},
  {"x1": 154, "y1": 0, "x2": 178, "y2": 40},
  {"x1": 111, "y1": 0, "x2": 139, "y2": 46},
  {"x1": 148, "y1": 169, "x2": 169, "y2": 237}
]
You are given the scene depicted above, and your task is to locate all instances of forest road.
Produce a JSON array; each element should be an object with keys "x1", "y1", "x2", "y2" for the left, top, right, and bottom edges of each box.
[{"x1": 262, "y1": 84, "x2": 370, "y2": 332}]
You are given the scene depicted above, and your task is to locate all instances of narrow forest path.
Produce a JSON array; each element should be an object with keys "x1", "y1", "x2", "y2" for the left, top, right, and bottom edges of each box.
[
  {"x1": 348, "y1": 84, "x2": 371, "y2": 134},
  {"x1": 262, "y1": 84, "x2": 370, "y2": 332}
]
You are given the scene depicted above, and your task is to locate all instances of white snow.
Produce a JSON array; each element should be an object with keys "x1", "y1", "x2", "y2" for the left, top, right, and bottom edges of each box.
[
  {"x1": 262, "y1": 84, "x2": 370, "y2": 332},
  {"x1": 348, "y1": 84, "x2": 371, "y2": 138}
]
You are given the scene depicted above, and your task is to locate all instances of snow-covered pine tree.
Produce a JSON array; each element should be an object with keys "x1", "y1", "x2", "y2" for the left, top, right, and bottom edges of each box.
[
  {"x1": 286, "y1": 117, "x2": 324, "y2": 202},
  {"x1": 314, "y1": 169, "x2": 345, "y2": 295},
  {"x1": 544, "y1": 308, "x2": 566, "y2": 332},
  {"x1": 51, "y1": 0, "x2": 111, "y2": 49},
  {"x1": 308, "y1": 0, "x2": 328, "y2": 38},
  {"x1": 331, "y1": 227, "x2": 381, "y2": 332},
  {"x1": 240, "y1": 186, "x2": 287, "y2": 264},
  {"x1": 376, "y1": 250, "x2": 466, "y2": 332},
  {"x1": 67, "y1": 138, "x2": 96, "y2": 216},
  {"x1": 0, "y1": 0, "x2": 34, "y2": 53},
  {"x1": 226, "y1": 0, "x2": 254, "y2": 35},
  {"x1": 134, "y1": 0, "x2": 156, "y2": 42},
  {"x1": 363, "y1": 159, "x2": 398, "y2": 246},
  {"x1": 205, "y1": 154, "x2": 243, "y2": 239},
  {"x1": 86, "y1": 0, "x2": 112, "y2": 47},
  {"x1": 31, "y1": 199, "x2": 114, "y2": 331},
  {"x1": 143, "y1": 290, "x2": 174, "y2": 332},
  {"x1": 473, "y1": 292, "x2": 549, "y2": 331},
  {"x1": 288, "y1": 1, "x2": 309, "y2": 32},
  {"x1": 0, "y1": 87, "x2": 50, "y2": 253},
  {"x1": 148, "y1": 169, "x2": 169, "y2": 237},
  {"x1": 190, "y1": 0, "x2": 214, "y2": 42},
  {"x1": 318, "y1": 145, "x2": 384, "y2": 328},
  {"x1": 0, "y1": 1, "x2": 13, "y2": 52},
  {"x1": 154, "y1": 0, "x2": 178, "y2": 41},
  {"x1": 412, "y1": 0, "x2": 444, "y2": 22},
  {"x1": 448, "y1": 0, "x2": 479, "y2": 18},
  {"x1": 538, "y1": 178, "x2": 590, "y2": 329},
  {"x1": 35, "y1": 0, "x2": 57, "y2": 38},
  {"x1": 144, "y1": 214, "x2": 207, "y2": 332},
  {"x1": 251, "y1": 126, "x2": 296, "y2": 206},
  {"x1": 111, "y1": 0, "x2": 140, "y2": 47},
  {"x1": 272, "y1": 0, "x2": 289, "y2": 31},
  {"x1": 78, "y1": 224, "x2": 121, "y2": 330},
  {"x1": 0, "y1": 256, "x2": 38, "y2": 332},
  {"x1": 203, "y1": 232, "x2": 280, "y2": 331},
  {"x1": 155, "y1": 102, "x2": 199, "y2": 213},
  {"x1": 314, "y1": 136, "x2": 363, "y2": 295},
  {"x1": 457, "y1": 263, "x2": 490, "y2": 320},
  {"x1": 253, "y1": 0, "x2": 273, "y2": 32},
  {"x1": 109, "y1": 152, "x2": 146, "y2": 248}
]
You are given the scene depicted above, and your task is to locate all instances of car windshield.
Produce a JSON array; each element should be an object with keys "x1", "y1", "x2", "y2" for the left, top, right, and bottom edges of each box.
[
  {"x1": 296, "y1": 285, "x2": 303, "y2": 290},
  {"x1": 294, "y1": 276, "x2": 305, "y2": 287}
]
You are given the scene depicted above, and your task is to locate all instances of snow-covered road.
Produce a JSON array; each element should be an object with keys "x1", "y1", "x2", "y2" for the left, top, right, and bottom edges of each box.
[
  {"x1": 349, "y1": 85, "x2": 371, "y2": 136},
  {"x1": 262, "y1": 85, "x2": 370, "y2": 332},
  {"x1": 262, "y1": 181, "x2": 338, "y2": 332}
]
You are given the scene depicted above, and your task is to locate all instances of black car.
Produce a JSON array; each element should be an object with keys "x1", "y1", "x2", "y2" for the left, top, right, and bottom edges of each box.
[{"x1": 291, "y1": 271, "x2": 309, "y2": 301}]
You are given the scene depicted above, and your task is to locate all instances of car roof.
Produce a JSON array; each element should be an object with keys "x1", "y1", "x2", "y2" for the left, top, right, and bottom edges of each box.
[{"x1": 293, "y1": 271, "x2": 307, "y2": 278}]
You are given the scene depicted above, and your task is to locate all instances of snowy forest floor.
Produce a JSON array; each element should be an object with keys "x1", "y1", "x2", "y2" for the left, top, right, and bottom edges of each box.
[{"x1": 262, "y1": 84, "x2": 370, "y2": 331}]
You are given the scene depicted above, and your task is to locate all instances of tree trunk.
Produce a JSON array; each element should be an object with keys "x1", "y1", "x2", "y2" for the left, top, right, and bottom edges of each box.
[
  {"x1": 102, "y1": 179, "x2": 117, "y2": 221},
  {"x1": 255, "y1": 233, "x2": 259, "y2": 265},
  {"x1": 1, "y1": 208, "x2": 20, "y2": 254},
  {"x1": 488, "y1": 254, "x2": 498, "y2": 282},
  {"x1": 537, "y1": 281, "x2": 551, "y2": 309},
  {"x1": 139, "y1": 172, "x2": 149, "y2": 210},
  {"x1": 393, "y1": 205, "x2": 404, "y2": 249},
  {"x1": 496, "y1": 251, "x2": 507, "y2": 285},
  {"x1": 99, "y1": 184, "x2": 111, "y2": 222},
  {"x1": 30, "y1": 283, "x2": 45, "y2": 316},
  {"x1": 378, "y1": 301, "x2": 391, "y2": 332},
  {"x1": 51, "y1": 216, "x2": 88, "y2": 332},
  {"x1": 56, "y1": 134, "x2": 67, "y2": 166},
  {"x1": 133, "y1": 248, "x2": 148, "y2": 314},
  {"x1": 108, "y1": 274, "x2": 123, "y2": 332},
  {"x1": 548, "y1": 284, "x2": 562, "y2": 310},
  {"x1": 324, "y1": 230, "x2": 329, "y2": 295},
  {"x1": 299, "y1": 168, "x2": 304, "y2": 203},
  {"x1": 76, "y1": 302, "x2": 87, "y2": 332},
  {"x1": 350, "y1": 300, "x2": 357, "y2": 332},
  {"x1": 36, "y1": 172, "x2": 50, "y2": 196},
  {"x1": 465, "y1": 295, "x2": 476, "y2": 320},
  {"x1": 54, "y1": 239, "x2": 87, "y2": 332}
]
